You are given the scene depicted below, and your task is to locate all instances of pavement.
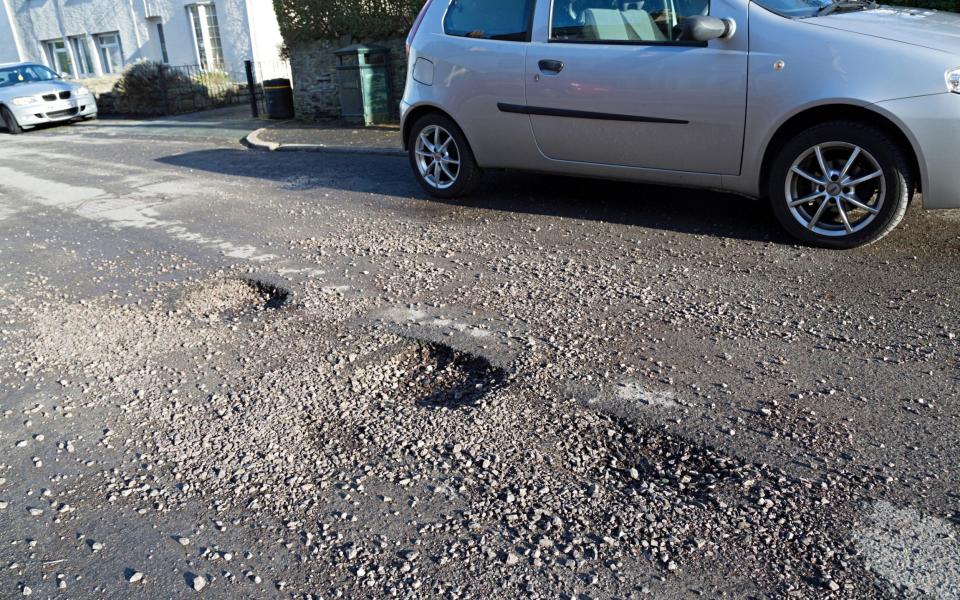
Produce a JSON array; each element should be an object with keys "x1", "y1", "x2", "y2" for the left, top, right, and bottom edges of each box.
[
  {"x1": 70, "y1": 105, "x2": 268, "y2": 144},
  {"x1": 245, "y1": 116, "x2": 403, "y2": 155},
  {"x1": 0, "y1": 107, "x2": 959, "y2": 599}
]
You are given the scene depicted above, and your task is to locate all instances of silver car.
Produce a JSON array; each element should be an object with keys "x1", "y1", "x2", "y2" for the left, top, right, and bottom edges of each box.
[
  {"x1": 401, "y1": 0, "x2": 960, "y2": 248},
  {"x1": 0, "y1": 62, "x2": 98, "y2": 135}
]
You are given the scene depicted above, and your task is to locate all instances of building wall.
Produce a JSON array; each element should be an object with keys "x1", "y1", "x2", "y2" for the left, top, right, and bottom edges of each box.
[
  {"x1": 0, "y1": 0, "x2": 23, "y2": 62},
  {"x1": 243, "y1": 0, "x2": 283, "y2": 68},
  {"x1": 0, "y1": 0, "x2": 283, "y2": 79}
]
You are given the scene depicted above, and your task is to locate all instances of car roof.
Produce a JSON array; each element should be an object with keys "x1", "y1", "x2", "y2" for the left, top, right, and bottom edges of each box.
[{"x1": 0, "y1": 62, "x2": 42, "y2": 68}]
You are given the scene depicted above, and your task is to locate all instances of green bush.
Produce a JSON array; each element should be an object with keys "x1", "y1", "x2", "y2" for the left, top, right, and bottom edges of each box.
[
  {"x1": 112, "y1": 61, "x2": 193, "y2": 102},
  {"x1": 273, "y1": 0, "x2": 423, "y2": 45},
  {"x1": 108, "y1": 61, "x2": 243, "y2": 113},
  {"x1": 114, "y1": 62, "x2": 238, "y2": 97},
  {"x1": 191, "y1": 70, "x2": 233, "y2": 90}
]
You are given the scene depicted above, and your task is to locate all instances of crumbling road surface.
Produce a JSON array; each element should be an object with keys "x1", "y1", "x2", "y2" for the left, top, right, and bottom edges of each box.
[{"x1": 1, "y1": 111, "x2": 959, "y2": 599}]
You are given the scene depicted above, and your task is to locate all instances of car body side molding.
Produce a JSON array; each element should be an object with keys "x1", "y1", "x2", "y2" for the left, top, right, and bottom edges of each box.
[{"x1": 496, "y1": 103, "x2": 689, "y2": 125}]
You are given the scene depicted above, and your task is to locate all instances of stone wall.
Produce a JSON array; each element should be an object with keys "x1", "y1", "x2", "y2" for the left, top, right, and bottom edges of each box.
[
  {"x1": 288, "y1": 36, "x2": 407, "y2": 123},
  {"x1": 80, "y1": 73, "x2": 252, "y2": 116},
  {"x1": 96, "y1": 85, "x2": 253, "y2": 116}
]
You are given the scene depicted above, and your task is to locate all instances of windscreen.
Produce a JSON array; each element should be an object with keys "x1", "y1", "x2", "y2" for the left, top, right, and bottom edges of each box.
[
  {"x1": 752, "y1": 0, "x2": 834, "y2": 18},
  {"x1": 0, "y1": 64, "x2": 60, "y2": 88}
]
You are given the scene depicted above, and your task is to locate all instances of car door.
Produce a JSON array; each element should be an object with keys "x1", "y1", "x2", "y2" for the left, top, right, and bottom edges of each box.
[
  {"x1": 417, "y1": 0, "x2": 537, "y2": 167},
  {"x1": 522, "y1": 0, "x2": 749, "y2": 175}
]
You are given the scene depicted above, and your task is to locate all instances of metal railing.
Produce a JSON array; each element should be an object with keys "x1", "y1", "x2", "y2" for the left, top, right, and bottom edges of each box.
[{"x1": 155, "y1": 63, "x2": 252, "y2": 114}]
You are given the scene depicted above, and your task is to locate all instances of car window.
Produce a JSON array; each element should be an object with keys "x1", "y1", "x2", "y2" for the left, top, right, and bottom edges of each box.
[
  {"x1": 0, "y1": 64, "x2": 59, "y2": 88},
  {"x1": 443, "y1": 0, "x2": 534, "y2": 41},
  {"x1": 551, "y1": 0, "x2": 710, "y2": 43}
]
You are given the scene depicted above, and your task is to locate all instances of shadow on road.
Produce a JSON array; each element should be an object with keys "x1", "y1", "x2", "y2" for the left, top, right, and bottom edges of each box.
[{"x1": 157, "y1": 147, "x2": 789, "y2": 245}]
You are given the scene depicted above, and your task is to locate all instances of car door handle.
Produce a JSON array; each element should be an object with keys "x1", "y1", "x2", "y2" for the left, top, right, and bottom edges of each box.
[{"x1": 538, "y1": 59, "x2": 564, "y2": 74}]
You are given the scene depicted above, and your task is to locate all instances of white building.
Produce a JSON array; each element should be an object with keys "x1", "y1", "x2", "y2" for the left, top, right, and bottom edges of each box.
[{"x1": 0, "y1": 0, "x2": 284, "y2": 79}]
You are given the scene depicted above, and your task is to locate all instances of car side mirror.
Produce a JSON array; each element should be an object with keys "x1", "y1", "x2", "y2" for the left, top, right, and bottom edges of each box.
[{"x1": 680, "y1": 16, "x2": 736, "y2": 42}]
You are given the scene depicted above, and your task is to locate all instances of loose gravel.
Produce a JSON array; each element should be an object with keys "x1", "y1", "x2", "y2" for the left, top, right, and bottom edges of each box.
[
  {"x1": 1, "y1": 270, "x2": 917, "y2": 598},
  {"x1": 1, "y1": 128, "x2": 958, "y2": 599}
]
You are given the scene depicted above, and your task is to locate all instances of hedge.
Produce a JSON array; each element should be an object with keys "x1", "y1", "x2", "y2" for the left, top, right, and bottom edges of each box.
[
  {"x1": 112, "y1": 61, "x2": 195, "y2": 103},
  {"x1": 273, "y1": 0, "x2": 956, "y2": 46},
  {"x1": 273, "y1": 0, "x2": 423, "y2": 45}
]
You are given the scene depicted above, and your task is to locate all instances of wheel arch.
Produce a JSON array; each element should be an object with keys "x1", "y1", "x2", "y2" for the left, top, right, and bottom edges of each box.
[
  {"x1": 759, "y1": 103, "x2": 923, "y2": 197},
  {"x1": 0, "y1": 102, "x2": 22, "y2": 132},
  {"x1": 401, "y1": 103, "x2": 460, "y2": 151}
]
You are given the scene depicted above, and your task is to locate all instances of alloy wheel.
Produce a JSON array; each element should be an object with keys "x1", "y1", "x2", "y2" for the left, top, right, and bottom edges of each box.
[
  {"x1": 414, "y1": 125, "x2": 460, "y2": 190},
  {"x1": 784, "y1": 142, "x2": 886, "y2": 237}
]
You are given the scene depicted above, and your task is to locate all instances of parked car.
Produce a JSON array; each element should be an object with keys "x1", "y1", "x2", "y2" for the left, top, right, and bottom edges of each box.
[
  {"x1": 0, "y1": 62, "x2": 98, "y2": 135},
  {"x1": 401, "y1": 0, "x2": 960, "y2": 248}
]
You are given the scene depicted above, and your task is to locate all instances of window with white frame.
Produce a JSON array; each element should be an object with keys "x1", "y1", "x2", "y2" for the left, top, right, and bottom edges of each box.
[
  {"x1": 69, "y1": 36, "x2": 95, "y2": 78},
  {"x1": 43, "y1": 39, "x2": 73, "y2": 77},
  {"x1": 187, "y1": 3, "x2": 225, "y2": 70},
  {"x1": 96, "y1": 32, "x2": 124, "y2": 74}
]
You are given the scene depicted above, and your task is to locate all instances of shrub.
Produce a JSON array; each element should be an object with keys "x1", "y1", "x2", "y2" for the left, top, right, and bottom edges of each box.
[
  {"x1": 191, "y1": 70, "x2": 234, "y2": 90},
  {"x1": 114, "y1": 62, "x2": 239, "y2": 96},
  {"x1": 273, "y1": 0, "x2": 424, "y2": 45},
  {"x1": 107, "y1": 61, "x2": 243, "y2": 114},
  {"x1": 112, "y1": 61, "x2": 193, "y2": 102}
]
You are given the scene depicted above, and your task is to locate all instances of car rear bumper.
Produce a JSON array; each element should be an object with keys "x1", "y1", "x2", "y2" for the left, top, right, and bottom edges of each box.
[
  {"x1": 399, "y1": 100, "x2": 413, "y2": 149},
  {"x1": 873, "y1": 93, "x2": 960, "y2": 210},
  {"x1": 11, "y1": 96, "x2": 98, "y2": 127}
]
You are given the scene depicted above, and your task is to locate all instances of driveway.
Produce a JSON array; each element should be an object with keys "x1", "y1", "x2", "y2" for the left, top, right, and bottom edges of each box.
[{"x1": 0, "y1": 108, "x2": 958, "y2": 599}]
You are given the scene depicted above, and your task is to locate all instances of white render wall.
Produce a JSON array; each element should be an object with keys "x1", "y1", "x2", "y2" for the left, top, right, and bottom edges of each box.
[
  {"x1": 0, "y1": 0, "x2": 283, "y2": 78},
  {"x1": 245, "y1": 0, "x2": 284, "y2": 70},
  {"x1": 0, "y1": 0, "x2": 21, "y2": 63}
]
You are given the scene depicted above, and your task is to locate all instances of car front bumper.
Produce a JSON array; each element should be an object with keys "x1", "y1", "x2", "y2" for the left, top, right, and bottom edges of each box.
[
  {"x1": 10, "y1": 95, "x2": 97, "y2": 128},
  {"x1": 873, "y1": 92, "x2": 960, "y2": 210}
]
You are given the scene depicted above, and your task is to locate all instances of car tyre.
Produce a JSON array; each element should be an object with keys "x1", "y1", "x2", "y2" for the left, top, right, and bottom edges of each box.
[
  {"x1": 1, "y1": 106, "x2": 23, "y2": 135},
  {"x1": 408, "y1": 113, "x2": 482, "y2": 198},
  {"x1": 768, "y1": 121, "x2": 912, "y2": 249}
]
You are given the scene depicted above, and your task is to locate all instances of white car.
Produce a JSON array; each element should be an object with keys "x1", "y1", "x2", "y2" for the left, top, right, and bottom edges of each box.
[{"x1": 0, "y1": 62, "x2": 97, "y2": 134}]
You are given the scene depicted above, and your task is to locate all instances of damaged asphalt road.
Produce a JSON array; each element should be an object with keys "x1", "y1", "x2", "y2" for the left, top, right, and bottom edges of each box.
[{"x1": 0, "y1": 112, "x2": 959, "y2": 599}]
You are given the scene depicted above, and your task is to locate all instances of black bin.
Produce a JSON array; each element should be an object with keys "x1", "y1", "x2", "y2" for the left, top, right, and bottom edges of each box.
[{"x1": 263, "y1": 78, "x2": 294, "y2": 119}]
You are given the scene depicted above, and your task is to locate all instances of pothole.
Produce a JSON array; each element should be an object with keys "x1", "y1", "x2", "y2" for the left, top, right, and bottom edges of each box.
[
  {"x1": 182, "y1": 277, "x2": 290, "y2": 319},
  {"x1": 592, "y1": 412, "x2": 739, "y2": 502},
  {"x1": 351, "y1": 339, "x2": 507, "y2": 409}
]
